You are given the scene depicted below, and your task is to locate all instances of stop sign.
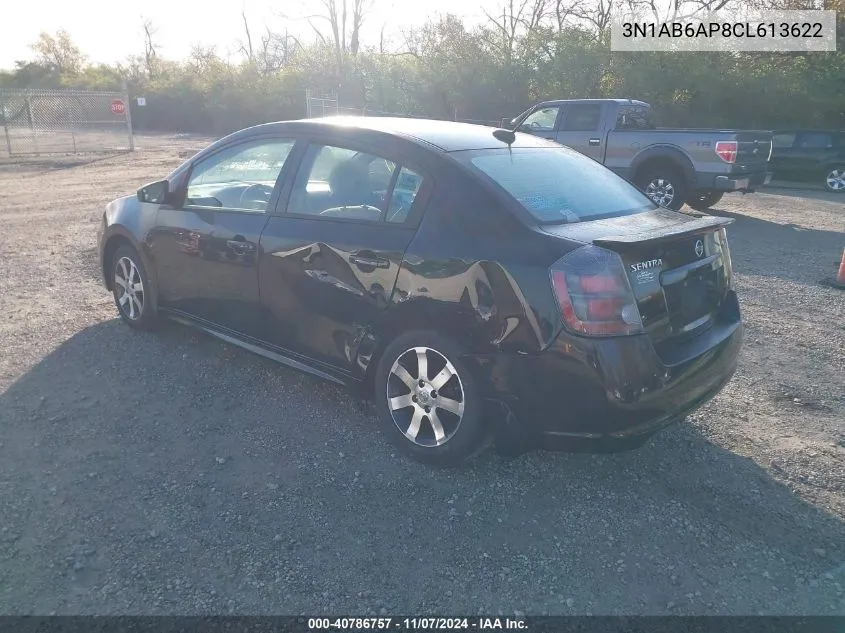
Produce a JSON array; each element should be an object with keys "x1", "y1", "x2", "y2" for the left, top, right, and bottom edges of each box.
[{"x1": 110, "y1": 99, "x2": 126, "y2": 115}]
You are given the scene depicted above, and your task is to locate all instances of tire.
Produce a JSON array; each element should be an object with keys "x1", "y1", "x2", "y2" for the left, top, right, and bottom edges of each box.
[
  {"x1": 373, "y1": 330, "x2": 488, "y2": 467},
  {"x1": 638, "y1": 166, "x2": 688, "y2": 211},
  {"x1": 687, "y1": 191, "x2": 724, "y2": 212},
  {"x1": 823, "y1": 166, "x2": 845, "y2": 193},
  {"x1": 111, "y1": 245, "x2": 158, "y2": 330}
]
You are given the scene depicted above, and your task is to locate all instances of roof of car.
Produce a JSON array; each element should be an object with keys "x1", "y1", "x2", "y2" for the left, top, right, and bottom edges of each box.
[
  {"x1": 240, "y1": 116, "x2": 560, "y2": 152},
  {"x1": 536, "y1": 99, "x2": 650, "y2": 107},
  {"x1": 772, "y1": 129, "x2": 845, "y2": 134}
]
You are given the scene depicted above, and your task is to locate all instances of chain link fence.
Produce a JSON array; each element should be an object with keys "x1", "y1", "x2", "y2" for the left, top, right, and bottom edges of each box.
[
  {"x1": 305, "y1": 89, "x2": 502, "y2": 127},
  {"x1": 0, "y1": 88, "x2": 134, "y2": 158}
]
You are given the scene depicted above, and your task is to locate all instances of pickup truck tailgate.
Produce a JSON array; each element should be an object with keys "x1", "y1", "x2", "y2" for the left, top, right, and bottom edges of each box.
[{"x1": 733, "y1": 131, "x2": 772, "y2": 172}]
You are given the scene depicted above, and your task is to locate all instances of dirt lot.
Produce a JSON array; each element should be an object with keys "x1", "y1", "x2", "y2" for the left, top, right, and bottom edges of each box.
[{"x1": 0, "y1": 136, "x2": 843, "y2": 616}]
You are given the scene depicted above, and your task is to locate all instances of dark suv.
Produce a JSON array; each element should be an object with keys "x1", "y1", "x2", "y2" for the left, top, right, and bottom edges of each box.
[
  {"x1": 98, "y1": 117, "x2": 743, "y2": 466},
  {"x1": 769, "y1": 129, "x2": 845, "y2": 192}
]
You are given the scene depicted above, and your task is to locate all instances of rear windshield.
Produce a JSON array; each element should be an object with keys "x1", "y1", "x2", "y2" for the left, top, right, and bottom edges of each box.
[{"x1": 454, "y1": 147, "x2": 655, "y2": 224}]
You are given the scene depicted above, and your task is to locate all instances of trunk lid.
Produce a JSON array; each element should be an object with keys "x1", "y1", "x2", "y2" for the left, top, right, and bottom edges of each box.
[{"x1": 542, "y1": 209, "x2": 734, "y2": 343}]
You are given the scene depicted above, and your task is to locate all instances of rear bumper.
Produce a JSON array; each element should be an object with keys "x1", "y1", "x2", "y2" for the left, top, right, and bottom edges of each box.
[
  {"x1": 699, "y1": 171, "x2": 770, "y2": 192},
  {"x1": 467, "y1": 293, "x2": 743, "y2": 450}
]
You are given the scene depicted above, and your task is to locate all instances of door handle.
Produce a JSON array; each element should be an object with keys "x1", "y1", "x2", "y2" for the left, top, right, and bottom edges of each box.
[
  {"x1": 226, "y1": 238, "x2": 254, "y2": 252},
  {"x1": 349, "y1": 254, "x2": 390, "y2": 269},
  {"x1": 589, "y1": 138, "x2": 601, "y2": 146}
]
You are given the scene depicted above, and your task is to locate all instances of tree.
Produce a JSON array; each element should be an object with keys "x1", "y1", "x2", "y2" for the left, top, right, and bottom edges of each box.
[
  {"x1": 142, "y1": 18, "x2": 159, "y2": 79},
  {"x1": 482, "y1": 0, "x2": 550, "y2": 64},
  {"x1": 283, "y1": 0, "x2": 375, "y2": 79},
  {"x1": 30, "y1": 29, "x2": 86, "y2": 76}
]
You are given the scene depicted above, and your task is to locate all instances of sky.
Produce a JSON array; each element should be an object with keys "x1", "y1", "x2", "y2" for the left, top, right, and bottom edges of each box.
[{"x1": 0, "y1": 0, "x2": 489, "y2": 70}]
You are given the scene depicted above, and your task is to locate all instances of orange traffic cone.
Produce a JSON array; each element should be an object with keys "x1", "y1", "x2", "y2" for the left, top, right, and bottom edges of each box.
[{"x1": 823, "y1": 248, "x2": 845, "y2": 289}]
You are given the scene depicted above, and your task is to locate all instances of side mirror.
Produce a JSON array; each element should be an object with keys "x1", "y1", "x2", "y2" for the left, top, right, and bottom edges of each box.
[{"x1": 137, "y1": 179, "x2": 169, "y2": 204}]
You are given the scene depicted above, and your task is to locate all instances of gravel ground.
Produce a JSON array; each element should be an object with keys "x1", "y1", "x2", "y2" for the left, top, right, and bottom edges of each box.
[{"x1": 0, "y1": 137, "x2": 843, "y2": 616}]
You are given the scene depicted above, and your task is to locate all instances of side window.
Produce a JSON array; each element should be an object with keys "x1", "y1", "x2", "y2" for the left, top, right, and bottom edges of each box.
[
  {"x1": 288, "y1": 144, "x2": 398, "y2": 222},
  {"x1": 521, "y1": 107, "x2": 560, "y2": 131},
  {"x1": 616, "y1": 106, "x2": 653, "y2": 130},
  {"x1": 561, "y1": 104, "x2": 602, "y2": 132},
  {"x1": 797, "y1": 132, "x2": 832, "y2": 149},
  {"x1": 772, "y1": 133, "x2": 797, "y2": 149},
  {"x1": 185, "y1": 139, "x2": 294, "y2": 212},
  {"x1": 386, "y1": 167, "x2": 424, "y2": 224}
]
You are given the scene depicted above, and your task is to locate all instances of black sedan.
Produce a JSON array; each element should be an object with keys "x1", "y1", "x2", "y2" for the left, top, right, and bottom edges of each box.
[{"x1": 97, "y1": 117, "x2": 743, "y2": 466}]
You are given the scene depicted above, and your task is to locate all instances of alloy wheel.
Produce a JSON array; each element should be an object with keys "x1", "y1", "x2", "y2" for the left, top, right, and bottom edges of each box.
[
  {"x1": 826, "y1": 169, "x2": 845, "y2": 192},
  {"x1": 386, "y1": 346, "x2": 465, "y2": 447},
  {"x1": 645, "y1": 178, "x2": 675, "y2": 207},
  {"x1": 114, "y1": 256, "x2": 145, "y2": 320}
]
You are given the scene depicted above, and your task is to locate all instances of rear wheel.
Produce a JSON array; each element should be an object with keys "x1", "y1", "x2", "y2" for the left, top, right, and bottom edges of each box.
[
  {"x1": 687, "y1": 191, "x2": 724, "y2": 212},
  {"x1": 638, "y1": 166, "x2": 688, "y2": 211},
  {"x1": 373, "y1": 330, "x2": 488, "y2": 467},
  {"x1": 824, "y1": 166, "x2": 845, "y2": 193},
  {"x1": 111, "y1": 245, "x2": 158, "y2": 330}
]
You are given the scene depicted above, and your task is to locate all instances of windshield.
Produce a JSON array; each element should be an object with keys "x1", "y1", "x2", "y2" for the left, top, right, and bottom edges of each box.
[{"x1": 455, "y1": 147, "x2": 656, "y2": 224}]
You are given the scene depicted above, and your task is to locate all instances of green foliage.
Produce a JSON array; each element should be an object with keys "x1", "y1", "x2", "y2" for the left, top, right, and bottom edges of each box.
[{"x1": 2, "y1": 21, "x2": 843, "y2": 134}]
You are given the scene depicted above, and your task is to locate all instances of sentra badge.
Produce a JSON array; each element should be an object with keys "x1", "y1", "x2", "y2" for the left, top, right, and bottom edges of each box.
[{"x1": 630, "y1": 258, "x2": 663, "y2": 273}]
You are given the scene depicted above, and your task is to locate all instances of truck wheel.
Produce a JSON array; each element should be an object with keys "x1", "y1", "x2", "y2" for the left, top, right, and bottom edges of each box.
[
  {"x1": 687, "y1": 191, "x2": 724, "y2": 211},
  {"x1": 638, "y1": 167, "x2": 688, "y2": 211},
  {"x1": 824, "y1": 166, "x2": 845, "y2": 193}
]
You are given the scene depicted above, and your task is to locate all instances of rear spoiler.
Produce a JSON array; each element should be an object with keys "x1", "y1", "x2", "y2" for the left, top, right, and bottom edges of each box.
[{"x1": 593, "y1": 215, "x2": 734, "y2": 250}]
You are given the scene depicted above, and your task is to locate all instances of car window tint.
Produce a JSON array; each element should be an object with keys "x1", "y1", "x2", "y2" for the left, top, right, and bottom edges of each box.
[
  {"x1": 386, "y1": 167, "x2": 424, "y2": 224},
  {"x1": 460, "y1": 147, "x2": 655, "y2": 224},
  {"x1": 368, "y1": 157, "x2": 396, "y2": 190},
  {"x1": 288, "y1": 144, "x2": 398, "y2": 222},
  {"x1": 798, "y1": 132, "x2": 832, "y2": 149},
  {"x1": 185, "y1": 139, "x2": 294, "y2": 212},
  {"x1": 772, "y1": 133, "x2": 797, "y2": 148},
  {"x1": 616, "y1": 106, "x2": 654, "y2": 130},
  {"x1": 561, "y1": 104, "x2": 602, "y2": 132},
  {"x1": 521, "y1": 107, "x2": 559, "y2": 131}
]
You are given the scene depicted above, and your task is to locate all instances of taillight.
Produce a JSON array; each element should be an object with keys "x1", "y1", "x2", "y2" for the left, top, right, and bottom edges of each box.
[
  {"x1": 718, "y1": 228, "x2": 734, "y2": 289},
  {"x1": 550, "y1": 245, "x2": 644, "y2": 337},
  {"x1": 715, "y1": 141, "x2": 737, "y2": 164}
]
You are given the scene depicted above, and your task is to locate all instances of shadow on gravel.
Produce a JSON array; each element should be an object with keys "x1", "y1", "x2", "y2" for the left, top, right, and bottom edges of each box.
[
  {"x1": 1, "y1": 320, "x2": 844, "y2": 615},
  {"x1": 0, "y1": 154, "x2": 125, "y2": 173},
  {"x1": 763, "y1": 184, "x2": 845, "y2": 203},
  {"x1": 707, "y1": 208, "x2": 844, "y2": 283}
]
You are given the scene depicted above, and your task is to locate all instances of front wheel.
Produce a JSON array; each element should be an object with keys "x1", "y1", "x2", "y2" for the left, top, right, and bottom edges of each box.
[
  {"x1": 638, "y1": 167, "x2": 688, "y2": 211},
  {"x1": 373, "y1": 331, "x2": 488, "y2": 467},
  {"x1": 824, "y1": 166, "x2": 845, "y2": 193},
  {"x1": 687, "y1": 191, "x2": 724, "y2": 212},
  {"x1": 111, "y1": 245, "x2": 158, "y2": 330}
]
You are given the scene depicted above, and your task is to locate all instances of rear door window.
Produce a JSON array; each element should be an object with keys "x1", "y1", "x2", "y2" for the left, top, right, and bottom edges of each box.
[
  {"x1": 797, "y1": 132, "x2": 833, "y2": 149},
  {"x1": 284, "y1": 143, "x2": 428, "y2": 225},
  {"x1": 287, "y1": 144, "x2": 396, "y2": 222},
  {"x1": 560, "y1": 104, "x2": 602, "y2": 131},
  {"x1": 616, "y1": 106, "x2": 654, "y2": 130}
]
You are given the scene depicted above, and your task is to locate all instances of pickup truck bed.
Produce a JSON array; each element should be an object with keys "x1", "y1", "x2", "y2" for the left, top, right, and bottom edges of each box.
[{"x1": 511, "y1": 99, "x2": 773, "y2": 211}]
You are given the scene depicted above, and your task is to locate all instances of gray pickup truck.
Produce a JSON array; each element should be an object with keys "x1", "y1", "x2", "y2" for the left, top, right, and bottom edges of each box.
[{"x1": 509, "y1": 99, "x2": 773, "y2": 211}]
